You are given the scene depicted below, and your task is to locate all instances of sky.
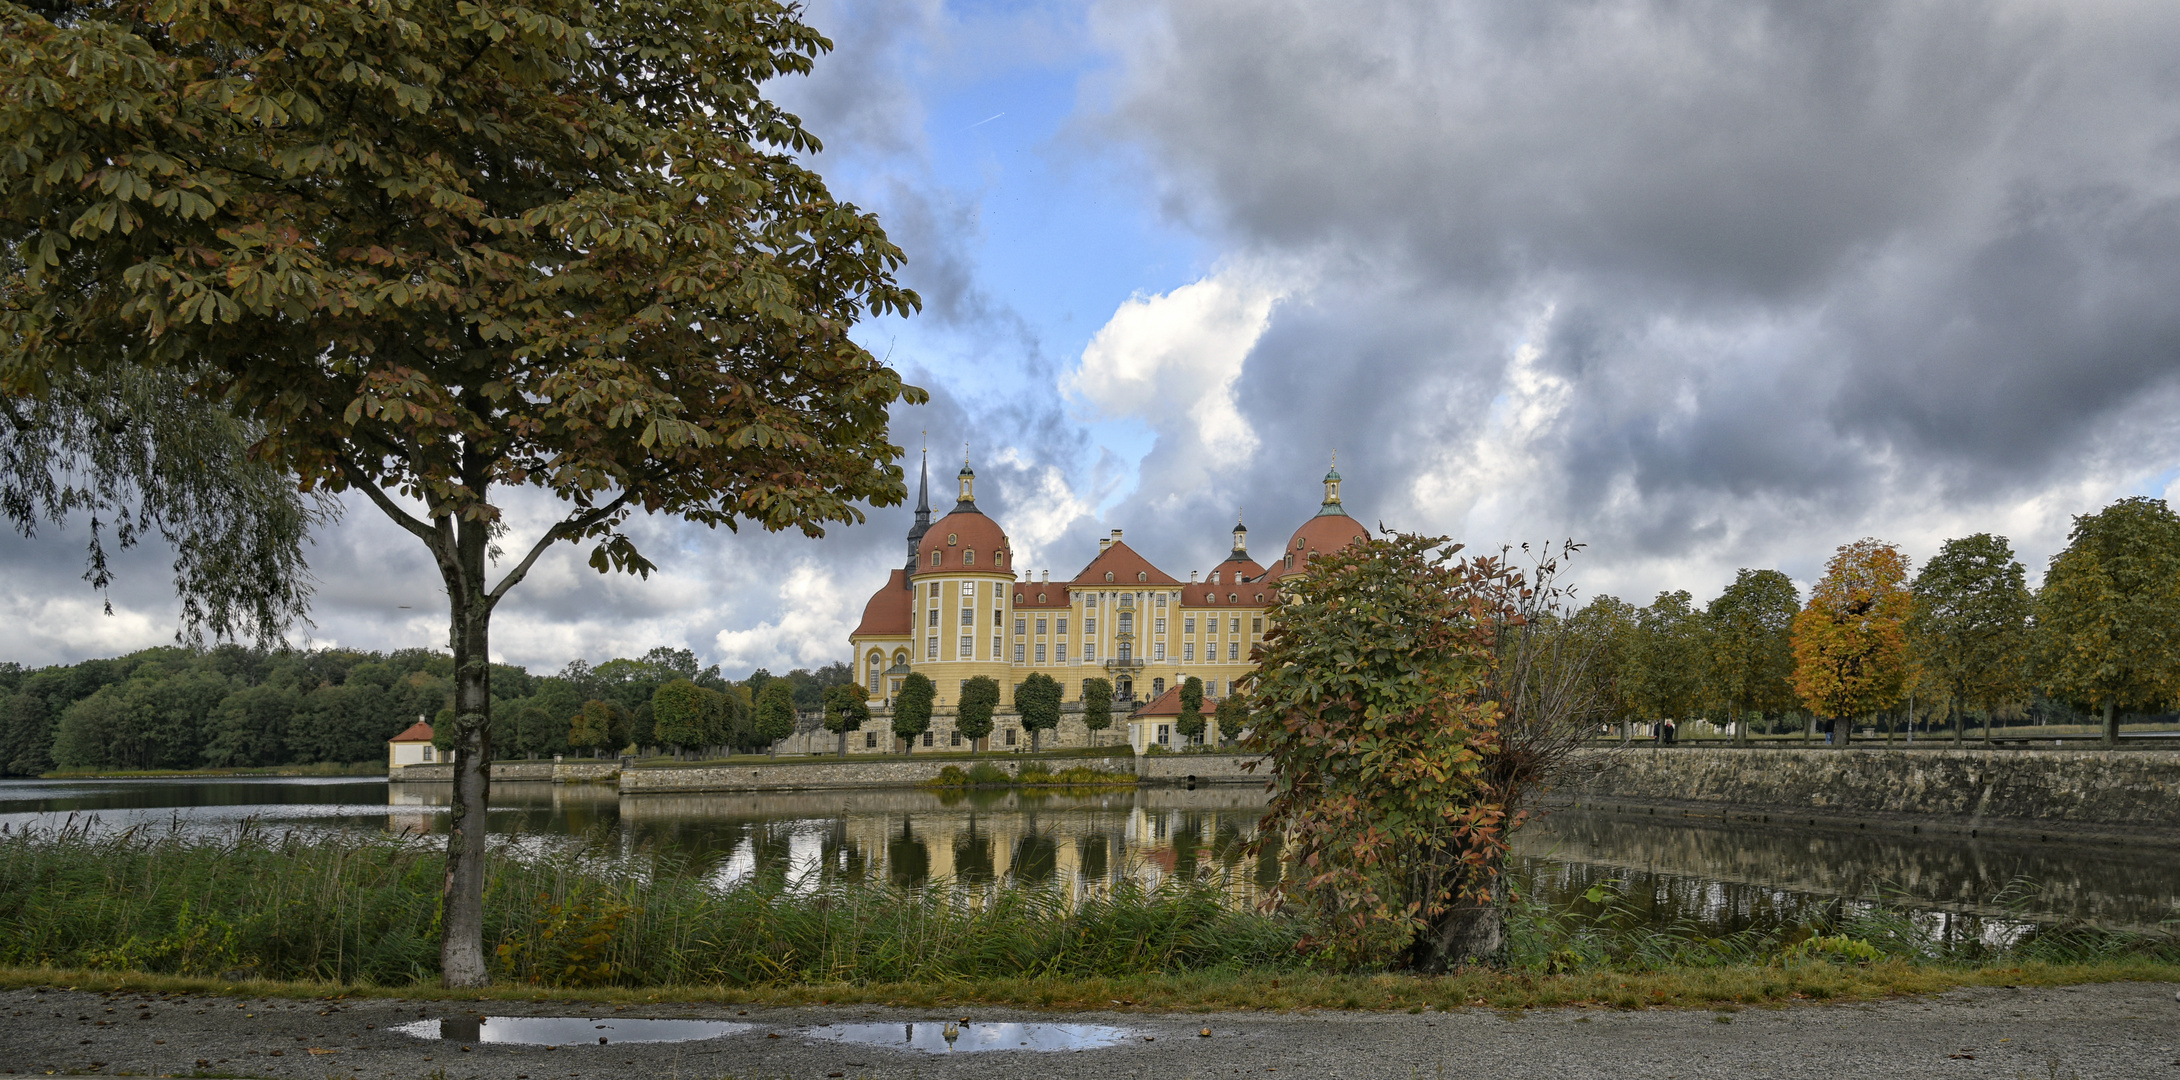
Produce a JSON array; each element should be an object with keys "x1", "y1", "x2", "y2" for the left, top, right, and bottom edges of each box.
[{"x1": 7, "y1": 0, "x2": 2180, "y2": 674}]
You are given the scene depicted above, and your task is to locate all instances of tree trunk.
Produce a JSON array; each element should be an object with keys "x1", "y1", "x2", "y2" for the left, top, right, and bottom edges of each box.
[
  {"x1": 2103, "y1": 701, "x2": 2117, "y2": 747},
  {"x1": 436, "y1": 509, "x2": 495, "y2": 989},
  {"x1": 1408, "y1": 882, "x2": 1506, "y2": 974},
  {"x1": 838, "y1": 730, "x2": 847, "y2": 758},
  {"x1": 1951, "y1": 695, "x2": 1962, "y2": 747}
]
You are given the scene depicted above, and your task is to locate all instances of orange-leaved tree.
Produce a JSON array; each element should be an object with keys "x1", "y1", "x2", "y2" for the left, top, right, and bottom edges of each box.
[
  {"x1": 1244, "y1": 534, "x2": 1601, "y2": 972},
  {"x1": 1790, "y1": 539, "x2": 1913, "y2": 740},
  {"x1": 2, "y1": 0, "x2": 922, "y2": 985}
]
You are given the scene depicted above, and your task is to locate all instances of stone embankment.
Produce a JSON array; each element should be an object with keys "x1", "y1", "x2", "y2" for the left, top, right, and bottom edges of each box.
[
  {"x1": 395, "y1": 752, "x2": 1269, "y2": 791},
  {"x1": 1560, "y1": 746, "x2": 2180, "y2": 844}
]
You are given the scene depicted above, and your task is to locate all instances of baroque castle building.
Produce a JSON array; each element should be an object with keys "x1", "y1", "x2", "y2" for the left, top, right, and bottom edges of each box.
[{"x1": 846, "y1": 454, "x2": 1367, "y2": 751}]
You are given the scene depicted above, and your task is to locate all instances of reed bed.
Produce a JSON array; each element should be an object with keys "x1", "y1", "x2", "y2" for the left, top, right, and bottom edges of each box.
[
  {"x1": 0, "y1": 821, "x2": 1297, "y2": 987},
  {"x1": 1, "y1": 822, "x2": 2170, "y2": 992}
]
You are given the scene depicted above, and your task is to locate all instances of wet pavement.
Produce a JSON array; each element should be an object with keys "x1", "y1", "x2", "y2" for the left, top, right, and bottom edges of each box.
[{"x1": 1, "y1": 981, "x2": 2176, "y2": 1078}]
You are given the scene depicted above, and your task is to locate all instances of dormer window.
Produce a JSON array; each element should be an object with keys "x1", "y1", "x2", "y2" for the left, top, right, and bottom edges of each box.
[
  {"x1": 1137, "y1": 571, "x2": 1147, "y2": 582},
  {"x1": 1015, "y1": 593, "x2": 1024, "y2": 603},
  {"x1": 1105, "y1": 571, "x2": 1115, "y2": 582},
  {"x1": 1229, "y1": 593, "x2": 1238, "y2": 603},
  {"x1": 964, "y1": 549, "x2": 975, "y2": 565},
  {"x1": 948, "y1": 533, "x2": 959, "y2": 546},
  {"x1": 932, "y1": 552, "x2": 942, "y2": 567},
  {"x1": 1037, "y1": 593, "x2": 1047, "y2": 603}
]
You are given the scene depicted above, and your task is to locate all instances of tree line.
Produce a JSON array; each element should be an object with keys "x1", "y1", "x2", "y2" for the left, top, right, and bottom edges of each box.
[
  {"x1": 1570, "y1": 496, "x2": 2180, "y2": 742},
  {"x1": 0, "y1": 645, "x2": 853, "y2": 775}
]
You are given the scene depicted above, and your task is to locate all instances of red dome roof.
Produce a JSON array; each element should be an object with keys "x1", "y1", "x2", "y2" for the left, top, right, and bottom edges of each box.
[
  {"x1": 853, "y1": 568, "x2": 913, "y2": 636},
  {"x1": 1267, "y1": 510, "x2": 1368, "y2": 578},
  {"x1": 915, "y1": 509, "x2": 1013, "y2": 575}
]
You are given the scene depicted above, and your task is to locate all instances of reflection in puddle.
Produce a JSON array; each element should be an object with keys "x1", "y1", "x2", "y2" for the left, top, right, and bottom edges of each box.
[
  {"x1": 806, "y1": 1021, "x2": 1133, "y2": 1053},
  {"x1": 390, "y1": 1016, "x2": 752, "y2": 1045}
]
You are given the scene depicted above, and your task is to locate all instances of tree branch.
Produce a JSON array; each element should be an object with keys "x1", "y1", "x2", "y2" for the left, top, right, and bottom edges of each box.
[
  {"x1": 484, "y1": 488, "x2": 639, "y2": 608},
  {"x1": 338, "y1": 455, "x2": 440, "y2": 547}
]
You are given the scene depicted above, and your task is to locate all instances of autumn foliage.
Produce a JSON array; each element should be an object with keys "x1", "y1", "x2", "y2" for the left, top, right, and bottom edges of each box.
[
  {"x1": 1790, "y1": 539, "x2": 1913, "y2": 723},
  {"x1": 1244, "y1": 534, "x2": 1600, "y2": 972}
]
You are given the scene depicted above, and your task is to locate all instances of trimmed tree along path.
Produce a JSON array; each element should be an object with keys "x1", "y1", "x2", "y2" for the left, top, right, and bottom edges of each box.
[{"x1": 2, "y1": 982, "x2": 2175, "y2": 1078}]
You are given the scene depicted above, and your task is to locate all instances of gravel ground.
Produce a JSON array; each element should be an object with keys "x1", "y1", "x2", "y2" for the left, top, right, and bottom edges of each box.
[{"x1": 2, "y1": 981, "x2": 2176, "y2": 1079}]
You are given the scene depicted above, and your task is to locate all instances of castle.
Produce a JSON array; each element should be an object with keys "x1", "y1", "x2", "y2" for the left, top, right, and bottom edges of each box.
[{"x1": 846, "y1": 454, "x2": 1368, "y2": 752}]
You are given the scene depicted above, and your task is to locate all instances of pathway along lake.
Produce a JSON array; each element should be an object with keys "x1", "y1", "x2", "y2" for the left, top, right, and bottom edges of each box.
[{"x1": 1, "y1": 776, "x2": 2173, "y2": 937}]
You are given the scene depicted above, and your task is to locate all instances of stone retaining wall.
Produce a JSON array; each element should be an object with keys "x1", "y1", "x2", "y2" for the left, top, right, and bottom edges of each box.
[
  {"x1": 1561, "y1": 747, "x2": 2180, "y2": 835},
  {"x1": 1135, "y1": 753, "x2": 1269, "y2": 785},
  {"x1": 391, "y1": 759, "x2": 617, "y2": 784}
]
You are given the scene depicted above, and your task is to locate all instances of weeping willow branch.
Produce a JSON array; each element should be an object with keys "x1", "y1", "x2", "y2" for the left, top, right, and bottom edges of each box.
[{"x1": 0, "y1": 366, "x2": 334, "y2": 647}]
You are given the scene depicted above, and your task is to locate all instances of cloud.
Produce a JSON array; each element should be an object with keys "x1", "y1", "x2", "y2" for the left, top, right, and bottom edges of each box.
[{"x1": 1080, "y1": 0, "x2": 2180, "y2": 600}]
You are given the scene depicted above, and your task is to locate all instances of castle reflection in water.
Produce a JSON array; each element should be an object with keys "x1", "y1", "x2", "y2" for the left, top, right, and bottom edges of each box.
[{"x1": 387, "y1": 780, "x2": 1285, "y2": 899}]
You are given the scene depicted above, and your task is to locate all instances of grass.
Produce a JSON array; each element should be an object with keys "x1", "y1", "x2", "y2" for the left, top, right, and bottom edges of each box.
[
  {"x1": 0, "y1": 959, "x2": 2171, "y2": 1013},
  {"x1": 38, "y1": 761, "x2": 387, "y2": 780},
  {"x1": 0, "y1": 823, "x2": 2172, "y2": 1012}
]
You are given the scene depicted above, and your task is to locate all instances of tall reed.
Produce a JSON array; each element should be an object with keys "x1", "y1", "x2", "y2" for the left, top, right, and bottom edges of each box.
[{"x1": 0, "y1": 822, "x2": 1299, "y2": 987}]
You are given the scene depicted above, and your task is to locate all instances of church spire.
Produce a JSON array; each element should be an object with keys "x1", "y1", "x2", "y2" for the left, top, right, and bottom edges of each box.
[{"x1": 904, "y1": 440, "x2": 932, "y2": 579}]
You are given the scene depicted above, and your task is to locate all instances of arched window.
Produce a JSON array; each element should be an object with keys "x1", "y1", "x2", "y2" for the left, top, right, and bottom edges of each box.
[
  {"x1": 1136, "y1": 571, "x2": 1147, "y2": 582},
  {"x1": 1104, "y1": 571, "x2": 1115, "y2": 582},
  {"x1": 931, "y1": 551, "x2": 942, "y2": 567},
  {"x1": 964, "y1": 549, "x2": 976, "y2": 565},
  {"x1": 1229, "y1": 593, "x2": 1238, "y2": 603},
  {"x1": 1037, "y1": 593, "x2": 1047, "y2": 603}
]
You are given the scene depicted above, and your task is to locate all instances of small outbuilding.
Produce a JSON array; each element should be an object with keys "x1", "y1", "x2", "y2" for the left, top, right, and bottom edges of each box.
[{"x1": 387, "y1": 719, "x2": 437, "y2": 769}]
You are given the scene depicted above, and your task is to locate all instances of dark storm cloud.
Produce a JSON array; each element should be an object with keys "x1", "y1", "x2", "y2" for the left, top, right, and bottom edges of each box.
[{"x1": 1093, "y1": 0, "x2": 2180, "y2": 581}]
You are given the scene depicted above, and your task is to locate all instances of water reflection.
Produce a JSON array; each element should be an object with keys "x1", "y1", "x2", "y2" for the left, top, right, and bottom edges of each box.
[
  {"x1": 390, "y1": 1016, "x2": 751, "y2": 1045},
  {"x1": 806, "y1": 1021, "x2": 1133, "y2": 1053},
  {"x1": 3, "y1": 776, "x2": 2172, "y2": 936}
]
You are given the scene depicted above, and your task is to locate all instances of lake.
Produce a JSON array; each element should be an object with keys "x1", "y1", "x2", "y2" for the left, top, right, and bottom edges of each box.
[{"x1": 2, "y1": 776, "x2": 2172, "y2": 936}]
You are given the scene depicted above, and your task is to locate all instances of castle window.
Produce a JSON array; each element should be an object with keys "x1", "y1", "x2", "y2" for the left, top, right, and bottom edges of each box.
[
  {"x1": 1005, "y1": 729, "x2": 1017, "y2": 746},
  {"x1": 1205, "y1": 592, "x2": 1214, "y2": 603},
  {"x1": 1036, "y1": 618, "x2": 1048, "y2": 635},
  {"x1": 1255, "y1": 594, "x2": 1264, "y2": 604},
  {"x1": 1015, "y1": 593, "x2": 1024, "y2": 603},
  {"x1": 994, "y1": 635, "x2": 1002, "y2": 656},
  {"x1": 1183, "y1": 642, "x2": 1195, "y2": 661},
  {"x1": 1035, "y1": 643, "x2": 1046, "y2": 663},
  {"x1": 1184, "y1": 617, "x2": 1196, "y2": 634},
  {"x1": 960, "y1": 608, "x2": 973, "y2": 626},
  {"x1": 1057, "y1": 617, "x2": 1068, "y2": 634},
  {"x1": 1230, "y1": 617, "x2": 1240, "y2": 633},
  {"x1": 1154, "y1": 617, "x2": 1166, "y2": 634},
  {"x1": 1118, "y1": 612, "x2": 1134, "y2": 633},
  {"x1": 1252, "y1": 617, "x2": 1264, "y2": 633},
  {"x1": 929, "y1": 582, "x2": 939, "y2": 598},
  {"x1": 1015, "y1": 643, "x2": 1025, "y2": 663},
  {"x1": 964, "y1": 549, "x2": 975, "y2": 565},
  {"x1": 993, "y1": 608, "x2": 1003, "y2": 625},
  {"x1": 1084, "y1": 617, "x2": 1096, "y2": 634},
  {"x1": 932, "y1": 552, "x2": 942, "y2": 567},
  {"x1": 1014, "y1": 618, "x2": 1026, "y2": 635},
  {"x1": 1228, "y1": 642, "x2": 1239, "y2": 660},
  {"x1": 1137, "y1": 571, "x2": 1147, "y2": 582},
  {"x1": 951, "y1": 731, "x2": 962, "y2": 747},
  {"x1": 927, "y1": 637, "x2": 938, "y2": 659},
  {"x1": 866, "y1": 731, "x2": 877, "y2": 748},
  {"x1": 1037, "y1": 592, "x2": 1047, "y2": 603},
  {"x1": 1056, "y1": 643, "x2": 1067, "y2": 662},
  {"x1": 1085, "y1": 595, "x2": 1098, "y2": 607},
  {"x1": 961, "y1": 580, "x2": 975, "y2": 596},
  {"x1": 948, "y1": 533, "x2": 959, "y2": 546},
  {"x1": 1105, "y1": 571, "x2": 1115, "y2": 582},
  {"x1": 928, "y1": 609, "x2": 939, "y2": 627},
  {"x1": 959, "y1": 635, "x2": 973, "y2": 657},
  {"x1": 1229, "y1": 594, "x2": 1238, "y2": 603},
  {"x1": 1154, "y1": 643, "x2": 1166, "y2": 660}
]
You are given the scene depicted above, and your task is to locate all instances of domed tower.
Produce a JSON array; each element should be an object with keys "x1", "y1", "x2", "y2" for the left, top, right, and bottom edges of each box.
[
  {"x1": 910, "y1": 456, "x2": 1016, "y2": 707},
  {"x1": 1219, "y1": 511, "x2": 1264, "y2": 582},
  {"x1": 1265, "y1": 458, "x2": 1369, "y2": 582}
]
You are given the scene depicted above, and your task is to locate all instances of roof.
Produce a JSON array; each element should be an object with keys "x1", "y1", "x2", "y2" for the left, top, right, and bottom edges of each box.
[
  {"x1": 1009, "y1": 582, "x2": 1073, "y2": 608},
  {"x1": 853, "y1": 568, "x2": 914, "y2": 637},
  {"x1": 915, "y1": 507, "x2": 1012, "y2": 575},
  {"x1": 1070, "y1": 538, "x2": 1180, "y2": 588},
  {"x1": 1276, "y1": 509, "x2": 1370, "y2": 577},
  {"x1": 1180, "y1": 581, "x2": 1275, "y2": 608},
  {"x1": 1133, "y1": 682, "x2": 1221, "y2": 717},
  {"x1": 389, "y1": 720, "x2": 434, "y2": 744}
]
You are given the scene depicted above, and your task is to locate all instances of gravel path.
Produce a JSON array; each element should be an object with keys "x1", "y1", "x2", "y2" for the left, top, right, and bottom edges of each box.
[{"x1": 2, "y1": 981, "x2": 2175, "y2": 1079}]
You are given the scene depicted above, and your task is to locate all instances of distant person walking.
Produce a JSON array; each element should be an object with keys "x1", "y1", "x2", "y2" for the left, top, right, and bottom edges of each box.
[{"x1": 1662, "y1": 717, "x2": 1678, "y2": 746}]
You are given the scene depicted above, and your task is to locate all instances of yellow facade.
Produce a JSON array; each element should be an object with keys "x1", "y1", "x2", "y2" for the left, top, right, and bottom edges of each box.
[{"x1": 848, "y1": 459, "x2": 1364, "y2": 745}]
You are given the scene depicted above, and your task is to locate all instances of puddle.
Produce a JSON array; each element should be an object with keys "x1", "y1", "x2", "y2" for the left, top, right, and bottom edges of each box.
[
  {"x1": 390, "y1": 1016, "x2": 753, "y2": 1045},
  {"x1": 805, "y1": 1021, "x2": 1134, "y2": 1053}
]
